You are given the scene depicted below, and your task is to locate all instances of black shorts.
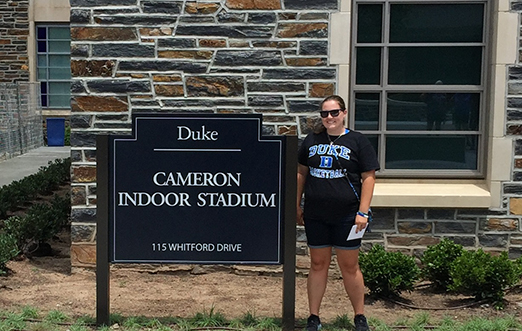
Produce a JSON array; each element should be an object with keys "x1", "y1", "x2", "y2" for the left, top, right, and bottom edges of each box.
[{"x1": 304, "y1": 214, "x2": 361, "y2": 250}]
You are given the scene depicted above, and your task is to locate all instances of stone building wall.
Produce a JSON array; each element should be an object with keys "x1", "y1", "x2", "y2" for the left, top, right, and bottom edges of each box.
[
  {"x1": 361, "y1": 207, "x2": 521, "y2": 259},
  {"x1": 69, "y1": 0, "x2": 522, "y2": 267},
  {"x1": 69, "y1": 0, "x2": 337, "y2": 266},
  {"x1": 502, "y1": 0, "x2": 522, "y2": 259},
  {"x1": 0, "y1": 0, "x2": 30, "y2": 82}
]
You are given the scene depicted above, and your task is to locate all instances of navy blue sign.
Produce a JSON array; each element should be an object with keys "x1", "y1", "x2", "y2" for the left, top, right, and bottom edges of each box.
[{"x1": 108, "y1": 114, "x2": 285, "y2": 264}]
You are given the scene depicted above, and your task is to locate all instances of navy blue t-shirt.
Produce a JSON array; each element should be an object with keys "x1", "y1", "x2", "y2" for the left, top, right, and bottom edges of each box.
[{"x1": 298, "y1": 129, "x2": 380, "y2": 221}]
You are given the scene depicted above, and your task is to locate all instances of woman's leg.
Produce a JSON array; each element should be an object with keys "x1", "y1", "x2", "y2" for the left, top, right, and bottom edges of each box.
[
  {"x1": 335, "y1": 248, "x2": 365, "y2": 315},
  {"x1": 307, "y1": 247, "x2": 332, "y2": 316}
]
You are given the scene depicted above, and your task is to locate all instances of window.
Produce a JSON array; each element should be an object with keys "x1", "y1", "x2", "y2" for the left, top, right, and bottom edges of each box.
[
  {"x1": 351, "y1": 1, "x2": 487, "y2": 177},
  {"x1": 36, "y1": 25, "x2": 71, "y2": 109}
]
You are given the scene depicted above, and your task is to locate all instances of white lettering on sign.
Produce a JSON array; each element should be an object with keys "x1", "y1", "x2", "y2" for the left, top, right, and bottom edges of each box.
[
  {"x1": 153, "y1": 172, "x2": 241, "y2": 187},
  {"x1": 177, "y1": 125, "x2": 218, "y2": 141},
  {"x1": 117, "y1": 191, "x2": 276, "y2": 208},
  {"x1": 196, "y1": 192, "x2": 276, "y2": 207},
  {"x1": 151, "y1": 242, "x2": 242, "y2": 252},
  {"x1": 118, "y1": 192, "x2": 191, "y2": 207},
  {"x1": 217, "y1": 243, "x2": 242, "y2": 252},
  {"x1": 117, "y1": 172, "x2": 276, "y2": 209}
]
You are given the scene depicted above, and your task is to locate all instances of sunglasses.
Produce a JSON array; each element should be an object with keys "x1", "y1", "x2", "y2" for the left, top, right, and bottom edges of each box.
[{"x1": 319, "y1": 109, "x2": 344, "y2": 118}]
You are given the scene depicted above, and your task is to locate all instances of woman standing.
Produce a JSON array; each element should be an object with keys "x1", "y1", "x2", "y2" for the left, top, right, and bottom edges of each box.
[{"x1": 297, "y1": 95, "x2": 379, "y2": 331}]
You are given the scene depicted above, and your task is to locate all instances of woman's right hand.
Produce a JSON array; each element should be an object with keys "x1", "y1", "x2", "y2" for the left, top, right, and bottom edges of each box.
[
  {"x1": 296, "y1": 206, "x2": 304, "y2": 225},
  {"x1": 296, "y1": 164, "x2": 308, "y2": 226}
]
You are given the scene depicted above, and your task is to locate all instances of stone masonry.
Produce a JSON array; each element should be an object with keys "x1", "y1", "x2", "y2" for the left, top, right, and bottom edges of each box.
[
  {"x1": 69, "y1": 0, "x2": 522, "y2": 267},
  {"x1": 69, "y1": 0, "x2": 336, "y2": 266},
  {"x1": 0, "y1": 0, "x2": 30, "y2": 82}
]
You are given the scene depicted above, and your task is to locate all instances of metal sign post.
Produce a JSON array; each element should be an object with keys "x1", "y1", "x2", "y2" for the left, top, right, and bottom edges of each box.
[
  {"x1": 96, "y1": 134, "x2": 110, "y2": 327},
  {"x1": 282, "y1": 137, "x2": 297, "y2": 331}
]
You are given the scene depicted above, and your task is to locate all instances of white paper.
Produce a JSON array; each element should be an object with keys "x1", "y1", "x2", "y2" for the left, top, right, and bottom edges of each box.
[{"x1": 347, "y1": 225, "x2": 367, "y2": 241}]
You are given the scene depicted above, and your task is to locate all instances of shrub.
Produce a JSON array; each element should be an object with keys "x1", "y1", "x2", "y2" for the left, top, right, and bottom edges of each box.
[
  {"x1": 420, "y1": 238, "x2": 464, "y2": 290},
  {"x1": 3, "y1": 194, "x2": 70, "y2": 254},
  {"x1": 0, "y1": 186, "x2": 16, "y2": 219},
  {"x1": 449, "y1": 249, "x2": 522, "y2": 307},
  {"x1": 359, "y1": 244, "x2": 421, "y2": 297},
  {"x1": 0, "y1": 158, "x2": 70, "y2": 219},
  {"x1": 0, "y1": 232, "x2": 19, "y2": 274}
]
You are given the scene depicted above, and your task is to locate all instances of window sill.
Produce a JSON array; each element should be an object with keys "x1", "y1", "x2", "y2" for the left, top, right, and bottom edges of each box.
[
  {"x1": 42, "y1": 109, "x2": 71, "y2": 117},
  {"x1": 372, "y1": 182, "x2": 491, "y2": 208}
]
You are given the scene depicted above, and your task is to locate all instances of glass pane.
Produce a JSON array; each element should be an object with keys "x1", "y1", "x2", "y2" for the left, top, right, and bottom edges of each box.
[
  {"x1": 49, "y1": 82, "x2": 71, "y2": 94},
  {"x1": 390, "y1": 4, "x2": 484, "y2": 43},
  {"x1": 37, "y1": 55, "x2": 47, "y2": 67},
  {"x1": 356, "y1": 47, "x2": 381, "y2": 85},
  {"x1": 355, "y1": 93, "x2": 379, "y2": 130},
  {"x1": 451, "y1": 93, "x2": 480, "y2": 131},
  {"x1": 385, "y1": 135, "x2": 478, "y2": 170},
  {"x1": 49, "y1": 55, "x2": 71, "y2": 67},
  {"x1": 48, "y1": 41, "x2": 70, "y2": 53},
  {"x1": 48, "y1": 27, "x2": 70, "y2": 40},
  {"x1": 387, "y1": 93, "x2": 431, "y2": 131},
  {"x1": 365, "y1": 134, "x2": 379, "y2": 158},
  {"x1": 49, "y1": 94, "x2": 71, "y2": 108},
  {"x1": 38, "y1": 68, "x2": 47, "y2": 80},
  {"x1": 37, "y1": 27, "x2": 46, "y2": 40},
  {"x1": 37, "y1": 41, "x2": 47, "y2": 53},
  {"x1": 357, "y1": 4, "x2": 382, "y2": 43},
  {"x1": 49, "y1": 68, "x2": 71, "y2": 80},
  {"x1": 40, "y1": 82, "x2": 47, "y2": 94},
  {"x1": 41, "y1": 94, "x2": 48, "y2": 107},
  {"x1": 387, "y1": 93, "x2": 481, "y2": 131},
  {"x1": 388, "y1": 47, "x2": 482, "y2": 85}
]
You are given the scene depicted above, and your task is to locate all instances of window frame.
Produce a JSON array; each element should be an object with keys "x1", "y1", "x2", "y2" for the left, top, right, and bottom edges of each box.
[
  {"x1": 35, "y1": 24, "x2": 71, "y2": 110},
  {"x1": 349, "y1": 0, "x2": 490, "y2": 178}
]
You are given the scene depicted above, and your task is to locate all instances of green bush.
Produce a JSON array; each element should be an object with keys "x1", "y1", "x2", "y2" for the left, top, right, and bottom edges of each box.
[
  {"x1": 2, "y1": 216, "x2": 23, "y2": 249},
  {"x1": 421, "y1": 238, "x2": 464, "y2": 290},
  {"x1": 359, "y1": 244, "x2": 421, "y2": 297},
  {"x1": 0, "y1": 158, "x2": 70, "y2": 219},
  {"x1": 0, "y1": 232, "x2": 19, "y2": 274},
  {"x1": 0, "y1": 185, "x2": 20, "y2": 219},
  {"x1": 3, "y1": 194, "x2": 70, "y2": 254},
  {"x1": 31, "y1": 158, "x2": 71, "y2": 195},
  {"x1": 449, "y1": 249, "x2": 522, "y2": 307},
  {"x1": 0, "y1": 158, "x2": 70, "y2": 266}
]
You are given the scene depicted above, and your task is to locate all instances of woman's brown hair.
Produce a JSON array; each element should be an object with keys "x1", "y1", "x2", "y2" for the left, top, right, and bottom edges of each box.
[{"x1": 320, "y1": 95, "x2": 346, "y2": 110}]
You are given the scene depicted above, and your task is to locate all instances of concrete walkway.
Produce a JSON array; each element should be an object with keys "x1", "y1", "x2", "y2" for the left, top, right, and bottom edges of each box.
[{"x1": 0, "y1": 146, "x2": 71, "y2": 187}]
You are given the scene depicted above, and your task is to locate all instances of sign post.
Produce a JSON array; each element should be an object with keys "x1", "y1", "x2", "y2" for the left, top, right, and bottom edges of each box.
[
  {"x1": 282, "y1": 140, "x2": 297, "y2": 330},
  {"x1": 96, "y1": 134, "x2": 110, "y2": 327},
  {"x1": 96, "y1": 114, "x2": 297, "y2": 329}
]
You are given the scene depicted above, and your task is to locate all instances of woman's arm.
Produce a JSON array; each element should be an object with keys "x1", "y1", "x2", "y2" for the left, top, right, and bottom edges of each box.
[
  {"x1": 296, "y1": 164, "x2": 309, "y2": 225},
  {"x1": 355, "y1": 169, "x2": 376, "y2": 232}
]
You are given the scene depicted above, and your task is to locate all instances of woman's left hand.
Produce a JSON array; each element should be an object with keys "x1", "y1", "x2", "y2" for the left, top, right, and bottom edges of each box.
[{"x1": 355, "y1": 214, "x2": 368, "y2": 233}]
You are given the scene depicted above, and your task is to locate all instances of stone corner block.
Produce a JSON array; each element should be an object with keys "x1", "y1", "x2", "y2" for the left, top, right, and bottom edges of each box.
[
  {"x1": 509, "y1": 198, "x2": 522, "y2": 215},
  {"x1": 71, "y1": 243, "x2": 96, "y2": 267}
]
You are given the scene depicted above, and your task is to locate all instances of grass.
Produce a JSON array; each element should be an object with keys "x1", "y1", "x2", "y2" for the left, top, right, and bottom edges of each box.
[
  {"x1": 0, "y1": 307, "x2": 521, "y2": 331},
  {"x1": 190, "y1": 306, "x2": 227, "y2": 327}
]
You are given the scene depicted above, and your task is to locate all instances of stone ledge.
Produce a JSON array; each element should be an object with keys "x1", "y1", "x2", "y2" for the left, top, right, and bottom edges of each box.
[
  {"x1": 373, "y1": 183, "x2": 491, "y2": 208},
  {"x1": 71, "y1": 254, "x2": 314, "y2": 276}
]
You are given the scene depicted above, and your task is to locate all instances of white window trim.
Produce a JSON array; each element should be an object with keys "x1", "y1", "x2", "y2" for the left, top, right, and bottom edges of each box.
[
  {"x1": 28, "y1": 0, "x2": 71, "y2": 116},
  {"x1": 330, "y1": 0, "x2": 516, "y2": 209}
]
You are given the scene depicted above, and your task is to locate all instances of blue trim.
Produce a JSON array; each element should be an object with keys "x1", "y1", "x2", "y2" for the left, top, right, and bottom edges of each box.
[
  {"x1": 334, "y1": 244, "x2": 361, "y2": 251},
  {"x1": 307, "y1": 244, "x2": 332, "y2": 249}
]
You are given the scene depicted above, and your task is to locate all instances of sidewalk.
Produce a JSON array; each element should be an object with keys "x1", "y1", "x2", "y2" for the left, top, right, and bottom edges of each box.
[{"x1": 0, "y1": 146, "x2": 71, "y2": 187}]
